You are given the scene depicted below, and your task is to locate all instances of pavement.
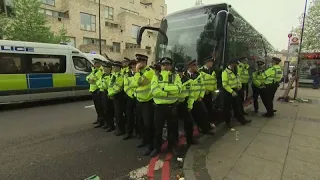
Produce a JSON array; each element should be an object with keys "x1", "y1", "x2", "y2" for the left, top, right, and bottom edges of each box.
[
  {"x1": 183, "y1": 87, "x2": 320, "y2": 180},
  {"x1": 0, "y1": 98, "x2": 161, "y2": 180}
]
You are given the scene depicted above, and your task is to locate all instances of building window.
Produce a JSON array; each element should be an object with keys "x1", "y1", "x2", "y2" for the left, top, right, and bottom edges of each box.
[
  {"x1": 105, "y1": 6, "x2": 114, "y2": 20},
  {"x1": 105, "y1": 22, "x2": 118, "y2": 28},
  {"x1": 67, "y1": 37, "x2": 76, "y2": 47},
  {"x1": 112, "y1": 42, "x2": 121, "y2": 53},
  {"x1": 80, "y1": 13, "x2": 96, "y2": 31},
  {"x1": 40, "y1": 8, "x2": 68, "y2": 18},
  {"x1": 129, "y1": 0, "x2": 134, "y2": 3},
  {"x1": 125, "y1": 43, "x2": 140, "y2": 49},
  {"x1": 72, "y1": 56, "x2": 92, "y2": 73},
  {"x1": 30, "y1": 55, "x2": 66, "y2": 73},
  {"x1": 131, "y1": 24, "x2": 141, "y2": 39},
  {"x1": 120, "y1": 8, "x2": 139, "y2": 15},
  {"x1": 42, "y1": 0, "x2": 55, "y2": 6},
  {"x1": 83, "y1": 37, "x2": 106, "y2": 45}
]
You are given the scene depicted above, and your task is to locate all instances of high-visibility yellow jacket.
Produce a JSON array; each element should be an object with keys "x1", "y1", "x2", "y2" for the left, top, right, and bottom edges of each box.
[
  {"x1": 222, "y1": 67, "x2": 242, "y2": 94},
  {"x1": 131, "y1": 66, "x2": 155, "y2": 102},
  {"x1": 178, "y1": 75, "x2": 195, "y2": 110},
  {"x1": 262, "y1": 65, "x2": 283, "y2": 84},
  {"x1": 252, "y1": 70, "x2": 264, "y2": 88},
  {"x1": 124, "y1": 71, "x2": 136, "y2": 99},
  {"x1": 237, "y1": 62, "x2": 250, "y2": 84},
  {"x1": 97, "y1": 72, "x2": 112, "y2": 92},
  {"x1": 108, "y1": 71, "x2": 123, "y2": 97},
  {"x1": 86, "y1": 67, "x2": 104, "y2": 92},
  {"x1": 151, "y1": 70, "x2": 182, "y2": 105}
]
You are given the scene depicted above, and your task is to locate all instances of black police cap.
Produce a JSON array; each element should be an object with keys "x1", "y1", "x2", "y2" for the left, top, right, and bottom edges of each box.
[
  {"x1": 93, "y1": 58, "x2": 103, "y2": 64},
  {"x1": 175, "y1": 63, "x2": 185, "y2": 72},
  {"x1": 112, "y1": 61, "x2": 122, "y2": 67},
  {"x1": 135, "y1": 54, "x2": 148, "y2": 61},
  {"x1": 186, "y1": 59, "x2": 197, "y2": 66},
  {"x1": 272, "y1": 57, "x2": 281, "y2": 62},
  {"x1": 204, "y1": 56, "x2": 214, "y2": 63},
  {"x1": 123, "y1": 57, "x2": 130, "y2": 62},
  {"x1": 159, "y1": 57, "x2": 173, "y2": 64}
]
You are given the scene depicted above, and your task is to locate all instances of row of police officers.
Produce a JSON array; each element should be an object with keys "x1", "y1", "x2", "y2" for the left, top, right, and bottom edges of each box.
[{"x1": 86, "y1": 53, "x2": 282, "y2": 157}]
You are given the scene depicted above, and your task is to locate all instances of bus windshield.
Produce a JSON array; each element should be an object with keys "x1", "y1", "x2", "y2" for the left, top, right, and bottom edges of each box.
[{"x1": 155, "y1": 4, "x2": 228, "y2": 65}]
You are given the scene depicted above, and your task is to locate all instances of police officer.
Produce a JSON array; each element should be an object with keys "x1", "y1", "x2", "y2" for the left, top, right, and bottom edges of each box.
[
  {"x1": 176, "y1": 63, "x2": 198, "y2": 146},
  {"x1": 261, "y1": 57, "x2": 282, "y2": 117},
  {"x1": 252, "y1": 60, "x2": 265, "y2": 113},
  {"x1": 222, "y1": 58, "x2": 252, "y2": 128},
  {"x1": 96, "y1": 61, "x2": 114, "y2": 129},
  {"x1": 237, "y1": 58, "x2": 250, "y2": 115},
  {"x1": 123, "y1": 59, "x2": 137, "y2": 140},
  {"x1": 198, "y1": 56, "x2": 217, "y2": 123},
  {"x1": 132, "y1": 54, "x2": 155, "y2": 156},
  {"x1": 186, "y1": 60, "x2": 215, "y2": 135},
  {"x1": 108, "y1": 61, "x2": 125, "y2": 135},
  {"x1": 150, "y1": 57, "x2": 182, "y2": 157},
  {"x1": 86, "y1": 60, "x2": 104, "y2": 127}
]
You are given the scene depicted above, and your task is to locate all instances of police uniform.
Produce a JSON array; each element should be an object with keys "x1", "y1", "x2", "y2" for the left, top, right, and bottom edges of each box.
[
  {"x1": 252, "y1": 61, "x2": 265, "y2": 112},
  {"x1": 198, "y1": 56, "x2": 217, "y2": 123},
  {"x1": 150, "y1": 57, "x2": 182, "y2": 157},
  {"x1": 222, "y1": 58, "x2": 252, "y2": 128},
  {"x1": 176, "y1": 63, "x2": 198, "y2": 145},
  {"x1": 131, "y1": 54, "x2": 155, "y2": 156},
  {"x1": 121, "y1": 57, "x2": 130, "y2": 75},
  {"x1": 86, "y1": 60, "x2": 104, "y2": 126},
  {"x1": 108, "y1": 61, "x2": 125, "y2": 135},
  {"x1": 261, "y1": 57, "x2": 283, "y2": 117},
  {"x1": 237, "y1": 58, "x2": 250, "y2": 115},
  {"x1": 123, "y1": 60, "x2": 137, "y2": 140},
  {"x1": 96, "y1": 61, "x2": 115, "y2": 129},
  {"x1": 187, "y1": 60, "x2": 214, "y2": 135}
]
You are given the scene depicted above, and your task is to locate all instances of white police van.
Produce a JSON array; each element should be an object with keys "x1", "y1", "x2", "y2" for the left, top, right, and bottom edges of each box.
[{"x1": 0, "y1": 40, "x2": 107, "y2": 104}]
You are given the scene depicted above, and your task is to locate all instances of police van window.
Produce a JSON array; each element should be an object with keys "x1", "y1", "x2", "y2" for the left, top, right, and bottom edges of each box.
[
  {"x1": 28, "y1": 54, "x2": 66, "y2": 73},
  {"x1": 72, "y1": 56, "x2": 92, "y2": 72},
  {"x1": 0, "y1": 53, "x2": 25, "y2": 74}
]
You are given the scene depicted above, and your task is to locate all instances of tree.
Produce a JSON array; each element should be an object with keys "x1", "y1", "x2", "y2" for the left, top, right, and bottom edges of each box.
[
  {"x1": 0, "y1": 13, "x2": 9, "y2": 39},
  {"x1": 2, "y1": 0, "x2": 69, "y2": 43},
  {"x1": 293, "y1": 1, "x2": 320, "y2": 51}
]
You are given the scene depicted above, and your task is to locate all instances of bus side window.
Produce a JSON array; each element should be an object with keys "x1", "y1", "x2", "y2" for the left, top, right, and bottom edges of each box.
[
  {"x1": 72, "y1": 56, "x2": 92, "y2": 73},
  {"x1": 0, "y1": 53, "x2": 25, "y2": 74},
  {"x1": 27, "y1": 54, "x2": 67, "y2": 73}
]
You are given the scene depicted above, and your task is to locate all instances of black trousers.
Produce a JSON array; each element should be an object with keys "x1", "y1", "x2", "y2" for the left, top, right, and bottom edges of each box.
[
  {"x1": 177, "y1": 102, "x2": 194, "y2": 144},
  {"x1": 261, "y1": 83, "x2": 279, "y2": 114},
  {"x1": 191, "y1": 101, "x2": 211, "y2": 133},
  {"x1": 154, "y1": 104, "x2": 177, "y2": 151},
  {"x1": 113, "y1": 92, "x2": 125, "y2": 133},
  {"x1": 102, "y1": 92, "x2": 114, "y2": 128},
  {"x1": 92, "y1": 90, "x2": 103, "y2": 123},
  {"x1": 125, "y1": 95, "x2": 136, "y2": 135},
  {"x1": 222, "y1": 89, "x2": 245, "y2": 124},
  {"x1": 138, "y1": 100, "x2": 154, "y2": 150},
  {"x1": 203, "y1": 93, "x2": 214, "y2": 123},
  {"x1": 252, "y1": 85, "x2": 261, "y2": 111}
]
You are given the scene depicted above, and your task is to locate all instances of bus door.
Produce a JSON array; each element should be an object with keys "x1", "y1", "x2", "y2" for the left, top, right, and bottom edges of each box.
[{"x1": 71, "y1": 55, "x2": 92, "y2": 96}]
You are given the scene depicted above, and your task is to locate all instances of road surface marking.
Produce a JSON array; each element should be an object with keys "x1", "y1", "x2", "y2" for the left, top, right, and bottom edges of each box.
[
  {"x1": 129, "y1": 159, "x2": 164, "y2": 179},
  {"x1": 84, "y1": 105, "x2": 95, "y2": 108}
]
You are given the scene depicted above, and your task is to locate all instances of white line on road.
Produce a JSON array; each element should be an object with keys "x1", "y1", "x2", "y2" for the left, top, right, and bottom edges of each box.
[
  {"x1": 129, "y1": 160, "x2": 164, "y2": 179},
  {"x1": 84, "y1": 105, "x2": 95, "y2": 109}
]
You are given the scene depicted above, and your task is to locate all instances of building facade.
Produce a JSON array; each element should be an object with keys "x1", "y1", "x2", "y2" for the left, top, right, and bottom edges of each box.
[{"x1": 1, "y1": 0, "x2": 167, "y2": 63}]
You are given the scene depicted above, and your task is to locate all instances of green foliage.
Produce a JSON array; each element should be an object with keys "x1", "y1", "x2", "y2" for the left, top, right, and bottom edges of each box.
[
  {"x1": 0, "y1": 13, "x2": 10, "y2": 39},
  {"x1": 293, "y1": 1, "x2": 320, "y2": 51},
  {"x1": 2, "y1": 0, "x2": 69, "y2": 44}
]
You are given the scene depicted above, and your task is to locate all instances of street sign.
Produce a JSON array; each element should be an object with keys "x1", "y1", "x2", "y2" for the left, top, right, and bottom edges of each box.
[{"x1": 290, "y1": 37, "x2": 299, "y2": 45}]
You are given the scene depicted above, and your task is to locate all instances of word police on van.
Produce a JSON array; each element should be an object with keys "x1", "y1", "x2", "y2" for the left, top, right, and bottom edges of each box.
[{"x1": 1, "y1": 45, "x2": 35, "y2": 52}]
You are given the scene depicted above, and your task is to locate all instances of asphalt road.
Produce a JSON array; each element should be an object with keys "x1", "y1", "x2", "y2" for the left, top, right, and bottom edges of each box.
[{"x1": 0, "y1": 100, "x2": 151, "y2": 180}]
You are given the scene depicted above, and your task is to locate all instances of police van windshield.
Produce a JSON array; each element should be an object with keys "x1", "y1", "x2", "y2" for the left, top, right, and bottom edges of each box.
[{"x1": 155, "y1": 4, "x2": 227, "y2": 65}]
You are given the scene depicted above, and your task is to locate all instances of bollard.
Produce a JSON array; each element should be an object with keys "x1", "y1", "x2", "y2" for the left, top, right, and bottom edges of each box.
[{"x1": 235, "y1": 130, "x2": 239, "y2": 141}]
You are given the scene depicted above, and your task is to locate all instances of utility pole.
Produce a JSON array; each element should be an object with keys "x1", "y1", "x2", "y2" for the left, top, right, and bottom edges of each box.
[
  {"x1": 98, "y1": 0, "x2": 102, "y2": 55},
  {"x1": 294, "y1": 0, "x2": 308, "y2": 99}
]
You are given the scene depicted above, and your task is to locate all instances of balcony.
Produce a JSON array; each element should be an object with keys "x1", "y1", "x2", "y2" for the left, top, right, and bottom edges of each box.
[{"x1": 140, "y1": 0, "x2": 154, "y2": 5}]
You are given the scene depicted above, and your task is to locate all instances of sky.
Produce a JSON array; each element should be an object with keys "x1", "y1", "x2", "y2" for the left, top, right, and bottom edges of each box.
[{"x1": 165, "y1": 0, "x2": 307, "y2": 51}]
